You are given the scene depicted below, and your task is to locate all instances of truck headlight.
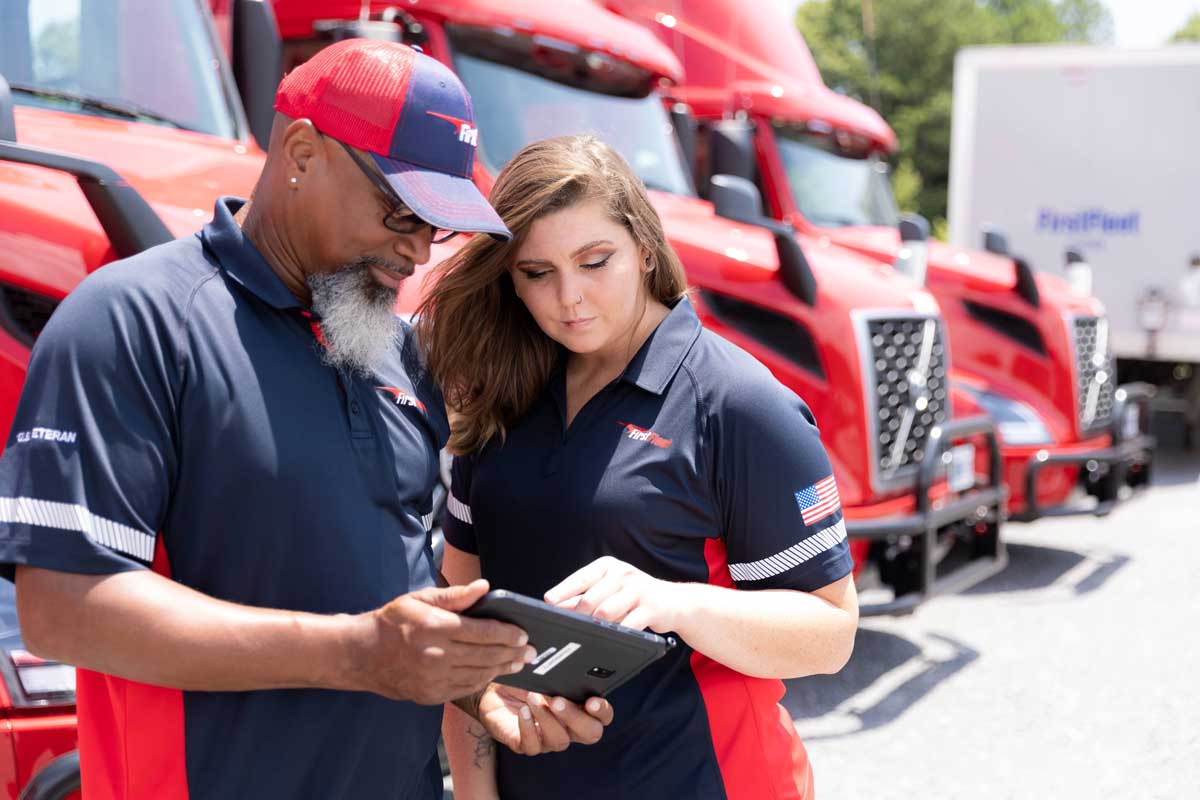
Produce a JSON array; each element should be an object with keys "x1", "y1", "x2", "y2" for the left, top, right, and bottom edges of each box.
[{"x1": 970, "y1": 389, "x2": 1053, "y2": 445}]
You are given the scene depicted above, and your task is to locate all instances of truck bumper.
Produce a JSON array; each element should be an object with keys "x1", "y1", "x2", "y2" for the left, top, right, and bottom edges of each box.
[
  {"x1": 849, "y1": 415, "x2": 1007, "y2": 617},
  {"x1": 1011, "y1": 382, "x2": 1156, "y2": 522}
]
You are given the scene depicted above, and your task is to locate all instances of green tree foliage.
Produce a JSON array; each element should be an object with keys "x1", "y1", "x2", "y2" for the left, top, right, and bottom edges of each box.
[
  {"x1": 1170, "y1": 12, "x2": 1200, "y2": 42},
  {"x1": 797, "y1": 0, "x2": 1113, "y2": 231},
  {"x1": 33, "y1": 20, "x2": 80, "y2": 85}
]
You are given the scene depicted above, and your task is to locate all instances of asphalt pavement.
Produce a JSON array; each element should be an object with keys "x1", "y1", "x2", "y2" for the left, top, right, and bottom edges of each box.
[{"x1": 791, "y1": 443, "x2": 1200, "y2": 799}]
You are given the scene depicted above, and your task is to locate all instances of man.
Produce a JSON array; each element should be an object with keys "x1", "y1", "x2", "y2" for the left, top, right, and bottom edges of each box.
[{"x1": 0, "y1": 40, "x2": 609, "y2": 799}]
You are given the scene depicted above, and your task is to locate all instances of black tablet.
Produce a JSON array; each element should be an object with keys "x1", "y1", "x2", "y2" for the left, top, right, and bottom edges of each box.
[{"x1": 463, "y1": 590, "x2": 676, "y2": 704}]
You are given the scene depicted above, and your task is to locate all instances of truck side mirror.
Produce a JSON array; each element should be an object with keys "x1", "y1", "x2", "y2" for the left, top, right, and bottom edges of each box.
[
  {"x1": 1064, "y1": 247, "x2": 1093, "y2": 296},
  {"x1": 233, "y1": 0, "x2": 283, "y2": 151},
  {"x1": 669, "y1": 103, "x2": 697, "y2": 178},
  {"x1": 709, "y1": 120, "x2": 756, "y2": 185},
  {"x1": 710, "y1": 174, "x2": 817, "y2": 306},
  {"x1": 709, "y1": 174, "x2": 763, "y2": 225},
  {"x1": 0, "y1": 76, "x2": 15, "y2": 142},
  {"x1": 899, "y1": 213, "x2": 929, "y2": 244},
  {"x1": 895, "y1": 213, "x2": 930, "y2": 286},
  {"x1": 982, "y1": 226, "x2": 1009, "y2": 255}
]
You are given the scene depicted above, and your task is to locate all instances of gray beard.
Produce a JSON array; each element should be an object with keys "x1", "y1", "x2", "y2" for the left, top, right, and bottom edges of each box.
[{"x1": 306, "y1": 257, "x2": 401, "y2": 378}]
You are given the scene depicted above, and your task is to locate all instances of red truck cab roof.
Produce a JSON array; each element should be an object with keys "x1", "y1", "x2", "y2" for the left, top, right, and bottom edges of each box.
[
  {"x1": 603, "y1": 0, "x2": 896, "y2": 151},
  {"x1": 272, "y1": 0, "x2": 684, "y2": 83}
]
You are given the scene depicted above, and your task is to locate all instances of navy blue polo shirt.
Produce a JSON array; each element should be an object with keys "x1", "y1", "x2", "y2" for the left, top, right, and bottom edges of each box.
[
  {"x1": 0, "y1": 198, "x2": 449, "y2": 800},
  {"x1": 443, "y1": 297, "x2": 853, "y2": 799}
]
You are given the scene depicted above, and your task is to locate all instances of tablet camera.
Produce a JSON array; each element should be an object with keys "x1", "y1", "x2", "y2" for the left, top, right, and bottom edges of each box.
[{"x1": 586, "y1": 666, "x2": 616, "y2": 679}]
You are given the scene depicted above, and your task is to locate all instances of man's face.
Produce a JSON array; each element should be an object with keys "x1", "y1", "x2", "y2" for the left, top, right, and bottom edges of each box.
[{"x1": 304, "y1": 137, "x2": 437, "y2": 376}]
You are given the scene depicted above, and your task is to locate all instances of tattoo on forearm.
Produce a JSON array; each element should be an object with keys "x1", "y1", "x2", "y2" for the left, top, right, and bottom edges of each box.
[{"x1": 466, "y1": 721, "x2": 495, "y2": 769}]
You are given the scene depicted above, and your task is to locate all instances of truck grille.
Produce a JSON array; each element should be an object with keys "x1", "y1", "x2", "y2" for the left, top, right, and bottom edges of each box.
[
  {"x1": 859, "y1": 314, "x2": 950, "y2": 488},
  {"x1": 1070, "y1": 315, "x2": 1115, "y2": 433}
]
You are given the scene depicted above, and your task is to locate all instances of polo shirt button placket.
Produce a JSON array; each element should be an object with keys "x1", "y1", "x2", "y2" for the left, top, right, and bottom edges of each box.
[{"x1": 341, "y1": 377, "x2": 373, "y2": 439}]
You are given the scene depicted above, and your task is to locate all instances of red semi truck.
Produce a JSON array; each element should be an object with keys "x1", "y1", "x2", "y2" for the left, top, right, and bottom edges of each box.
[
  {"x1": 0, "y1": 1, "x2": 296, "y2": 796},
  {"x1": 606, "y1": 0, "x2": 1155, "y2": 522},
  {"x1": 256, "y1": 0, "x2": 1007, "y2": 614}
]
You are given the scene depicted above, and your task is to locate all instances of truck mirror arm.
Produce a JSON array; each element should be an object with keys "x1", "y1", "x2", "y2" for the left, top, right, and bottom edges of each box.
[
  {"x1": 0, "y1": 141, "x2": 173, "y2": 259},
  {"x1": 1012, "y1": 255, "x2": 1041, "y2": 308}
]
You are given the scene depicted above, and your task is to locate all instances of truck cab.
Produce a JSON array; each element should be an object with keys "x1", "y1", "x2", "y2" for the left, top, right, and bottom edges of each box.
[
  {"x1": 0, "y1": 1, "x2": 281, "y2": 794},
  {"x1": 259, "y1": 0, "x2": 1007, "y2": 614},
  {"x1": 605, "y1": 0, "x2": 1154, "y2": 522}
]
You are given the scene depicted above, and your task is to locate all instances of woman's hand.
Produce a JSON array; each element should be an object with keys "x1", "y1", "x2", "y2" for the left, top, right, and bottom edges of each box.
[
  {"x1": 476, "y1": 683, "x2": 613, "y2": 756},
  {"x1": 544, "y1": 556, "x2": 687, "y2": 633}
]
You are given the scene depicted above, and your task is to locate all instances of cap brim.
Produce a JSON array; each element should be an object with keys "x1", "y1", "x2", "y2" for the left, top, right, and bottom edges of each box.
[{"x1": 370, "y1": 153, "x2": 511, "y2": 241}]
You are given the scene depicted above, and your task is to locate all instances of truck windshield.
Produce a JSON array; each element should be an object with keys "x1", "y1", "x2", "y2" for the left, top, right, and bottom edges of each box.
[
  {"x1": 774, "y1": 126, "x2": 899, "y2": 228},
  {"x1": 449, "y1": 30, "x2": 694, "y2": 197},
  {"x1": 0, "y1": 0, "x2": 241, "y2": 139}
]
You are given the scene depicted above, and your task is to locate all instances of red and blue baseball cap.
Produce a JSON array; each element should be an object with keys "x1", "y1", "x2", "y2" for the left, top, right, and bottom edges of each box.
[{"x1": 274, "y1": 39, "x2": 510, "y2": 240}]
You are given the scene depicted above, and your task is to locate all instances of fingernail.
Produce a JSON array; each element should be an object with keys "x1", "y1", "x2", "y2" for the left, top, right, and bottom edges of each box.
[
  {"x1": 524, "y1": 646, "x2": 537, "y2": 662},
  {"x1": 516, "y1": 633, "x2": 528, "y2": 647},
  {"x1": 587, "y1": 699, "x2": 600, "y2": 712},
  {"x1": 519, "y1": 706, "x2": 532, "y2": 720},
  {"x1": 552, "y1": 698, "x2": 566, "y2": 712},
  {"x1": 511, "y1": 661, "x2": 525, "y2": 673}
]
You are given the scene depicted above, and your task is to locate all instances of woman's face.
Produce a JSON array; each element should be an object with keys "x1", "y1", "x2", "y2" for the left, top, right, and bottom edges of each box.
[{"x1": 510, "y1": 199, "x2": 651, "y2": 357}]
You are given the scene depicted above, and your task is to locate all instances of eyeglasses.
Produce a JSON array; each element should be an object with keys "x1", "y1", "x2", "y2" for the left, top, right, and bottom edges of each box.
[{"x1": 334, "y1": 137, "x2": 458, "y2": 244}]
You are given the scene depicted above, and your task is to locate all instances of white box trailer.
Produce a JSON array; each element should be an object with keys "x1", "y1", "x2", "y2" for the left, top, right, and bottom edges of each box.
[{"x1": 949, "y1": 45, "x2": 1200, "y2": 439}]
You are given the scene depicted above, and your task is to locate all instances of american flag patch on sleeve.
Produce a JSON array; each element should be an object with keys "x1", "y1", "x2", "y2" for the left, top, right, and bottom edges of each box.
[{"x1": 795, "y1": 474, "x2": 840, "y2": 526}]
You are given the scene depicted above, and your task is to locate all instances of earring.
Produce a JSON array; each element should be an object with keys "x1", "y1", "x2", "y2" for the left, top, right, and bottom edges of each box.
[{"x1": 289, "y1": 176, "x2": 299, "y2": 188}]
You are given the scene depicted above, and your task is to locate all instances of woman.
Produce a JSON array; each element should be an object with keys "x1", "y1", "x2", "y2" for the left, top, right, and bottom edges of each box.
[{"x1": 417, "y1": 135, "x2": 858, "y2": 800}]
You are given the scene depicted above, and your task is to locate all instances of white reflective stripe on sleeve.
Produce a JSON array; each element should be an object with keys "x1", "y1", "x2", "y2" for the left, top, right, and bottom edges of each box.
[
  {"x1": 422, "y1": 512, "x2": 434, "y2": 532},
  {"x1": 0, "y1": 496, "x2": 156, "y2": 563},
  {"x1": 446, "y1": 492, "x2": 473, "y2": 525},
  {"x1": 727, "y1": 518, "x2": 848, "y2": 582}
]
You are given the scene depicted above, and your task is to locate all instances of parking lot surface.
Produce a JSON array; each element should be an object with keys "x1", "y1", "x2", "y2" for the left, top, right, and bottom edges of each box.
[{"x1": 791, "y1": 446, "x2": 1200, "y2": 799}]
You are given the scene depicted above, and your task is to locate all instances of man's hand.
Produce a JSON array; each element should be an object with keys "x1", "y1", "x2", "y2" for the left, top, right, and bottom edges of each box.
[
  {"x1": 474, "y1": 683, "x2": 613, "y2": 756},
  {"x1": 348, "y1": 579, "x2": 535, "y2": 704}
]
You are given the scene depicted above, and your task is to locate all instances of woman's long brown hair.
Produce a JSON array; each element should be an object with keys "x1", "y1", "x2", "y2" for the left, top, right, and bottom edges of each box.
[{"x1": 416, "y1": 135, "x2": 688, "y2": 454}]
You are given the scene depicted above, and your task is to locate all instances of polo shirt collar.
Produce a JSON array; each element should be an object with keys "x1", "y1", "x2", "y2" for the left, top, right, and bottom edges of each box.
[
  {"x1": 621, "y1": 295, "x2": 703, "y2": 395},
  {"x1": 200, "y1": 197, "x2": 305, "y2": 311}
]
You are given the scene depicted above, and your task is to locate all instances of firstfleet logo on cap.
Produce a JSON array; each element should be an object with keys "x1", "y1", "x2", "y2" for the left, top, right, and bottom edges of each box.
[{"x1": 427, "y1": 111, "x2": 478, "y2": 147}]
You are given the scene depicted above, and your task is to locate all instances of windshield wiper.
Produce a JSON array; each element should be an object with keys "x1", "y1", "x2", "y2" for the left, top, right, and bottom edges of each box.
[{"x1": 8, "y1": 83, "x2": 196, "y2": 132}]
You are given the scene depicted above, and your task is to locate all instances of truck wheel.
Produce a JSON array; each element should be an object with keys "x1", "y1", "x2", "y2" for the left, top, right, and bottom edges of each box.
[{"x1": 18, "y1": 750, "x2": 80, "y2": 800}]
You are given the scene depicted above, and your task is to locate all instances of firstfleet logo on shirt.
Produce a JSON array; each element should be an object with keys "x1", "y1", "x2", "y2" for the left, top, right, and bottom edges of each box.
[
  {"x1": 617, "y1": 421, "x2": 672, "y2": 448},
  {"x1": 376, "y1": 386, "x2": 427, "y2": 413},
  {"x1": 14, "y1": 427, "x2": 77, "y2": 444}
]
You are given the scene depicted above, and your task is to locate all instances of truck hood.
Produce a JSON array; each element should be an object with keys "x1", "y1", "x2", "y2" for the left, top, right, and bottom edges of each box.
[
  {"x1": 652, "y1": 193, "x2": 927, "y2": 313},
  {"x1": 1, "y1": 107, "x2": 263, "y2": 298},
  {"x1": 825, "y1": 225, "x2": 1102, "y2": 315}
]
